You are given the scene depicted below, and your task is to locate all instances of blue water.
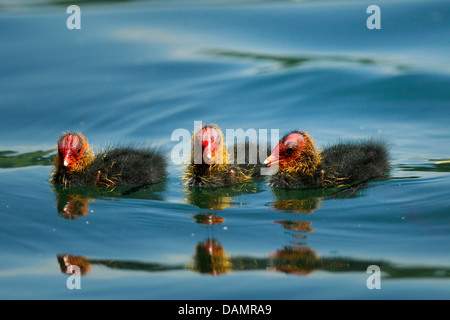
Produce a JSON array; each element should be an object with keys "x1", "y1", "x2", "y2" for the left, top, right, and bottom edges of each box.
[{"x1": 0, "y1": 0, "x2": 449, "y2": 299}]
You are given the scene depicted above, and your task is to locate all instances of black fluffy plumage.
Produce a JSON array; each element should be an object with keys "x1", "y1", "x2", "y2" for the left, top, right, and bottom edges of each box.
[
  {"x1": 321, "y1": 140, "x2": 390, "y2": 185},
  {"x1": 269, "y1": 138, "x2": 390, "y2": 190},
  {"x1": 183, "y1": 142, "x2": 269, "y2": 188},
  {"x1": 51, "y1": 147, "x2": 167, "y2": 188},
  {"x1": 183, "y1": 163, "x2": 251, "y2": 188}
]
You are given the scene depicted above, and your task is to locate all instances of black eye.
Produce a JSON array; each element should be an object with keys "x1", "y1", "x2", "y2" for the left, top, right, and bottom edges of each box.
[
  {"x1": 77, "y1": 148, "x2": 82, "y2": 154},
  {"x1": 286, "y1": 147, "x2": 294, "y2": 155}
]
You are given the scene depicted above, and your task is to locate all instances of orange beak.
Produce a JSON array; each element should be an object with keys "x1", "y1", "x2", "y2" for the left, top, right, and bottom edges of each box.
[
  {"x1": 63, "y1": 152, "x2": 71, "y2": 167},
  {"x1": 202, "y1": 141, "x2": 214, "y2": 164},
  {"x1": 264, "y1": 148, "x2": 280, "y2": 167}
]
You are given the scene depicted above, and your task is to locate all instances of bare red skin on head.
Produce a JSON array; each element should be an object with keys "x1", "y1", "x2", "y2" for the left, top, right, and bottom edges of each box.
[
  {"x1": 194, "y1": 126, "x2": 223, "y2": 164},
  {"x1": 265, "y1": 132, "x2": 306, "y2": 168},
  {"x1": 57, "y1": 133, "x2": 85, "y2": 170}
]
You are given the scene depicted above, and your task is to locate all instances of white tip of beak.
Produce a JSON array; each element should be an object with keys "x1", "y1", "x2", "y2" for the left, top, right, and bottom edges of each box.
[
  {"x1": 263, "y1": 159, "x2": 269, "y2": 165},
  {"x1": 64, "y1": 160, "x2": 69, "y2": 167},
  {"x1": 207, "y1": 153, "x2": 212, "y2": 160}
]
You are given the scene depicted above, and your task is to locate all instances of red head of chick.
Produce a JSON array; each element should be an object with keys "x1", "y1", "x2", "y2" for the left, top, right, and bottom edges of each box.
[
  {"x1": 264, "y1": 131, "x2": 321, "y2": 176},
  {"x1": 56, "y1": 132, "x2": 94, "y2": 173},
  {"x1": 184, "y1": 124, "x2": 253, "y2": 188},
  {"x1": 192, "y1": 124, "x2": 226, "y2": 165}
]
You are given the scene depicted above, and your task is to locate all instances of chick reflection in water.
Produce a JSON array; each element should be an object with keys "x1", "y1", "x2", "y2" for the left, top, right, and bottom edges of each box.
[
  {"x1": 56, "y1": 238, "x2": 232, "y2": 276},
  {"x1": 52, "y1": 182, "x2": 166, "y2": 219},
  {"x1": 269, "y1": 183, "x2": 365, "y2": 214},
  {"x1": 184, "y1": 182, "x2": 263, "y2": 210},
  {"x1": 269, "y1": 188, "x2": 328, "y2": 214},
  {"x1": 192, "y1": 213, "x2": 225, "y2": 225},
  {"x1": 275, "y1": 220, "x2": 314, "y2": 244},
  {"x1": 53, "y1": 187, "x2": 96, "y2": 219},
  {"x1": 57, "y1": 243, "x2": 450, "y2": 278},
  {"x1": 191, "y1": 239, "x2": 232, "y2": 275},
  {"x1": 55, "y1": 246, "x2": 329, "y2": 277}
]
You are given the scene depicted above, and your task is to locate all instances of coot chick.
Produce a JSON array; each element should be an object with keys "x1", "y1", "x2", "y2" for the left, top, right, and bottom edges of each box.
[
  {"x1": 182, "y1": 124, "x2": 254, "y2": 188},
  {"x1": 50, "y1": 132, "x2": 167, "y2": 188},
  {"x1": 265, "y1": 130, "x2": 389, "y2": 190}
]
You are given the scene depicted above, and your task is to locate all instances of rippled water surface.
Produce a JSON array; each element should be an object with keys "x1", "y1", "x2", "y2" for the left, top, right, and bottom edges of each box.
[{"x1": 0, "y1": 0, "x2": 449, "y2": 299}]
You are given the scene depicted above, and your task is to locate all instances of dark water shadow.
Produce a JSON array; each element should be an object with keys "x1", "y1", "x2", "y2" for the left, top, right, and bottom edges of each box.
[
  {"x1": 205, "y1": 49, "x2": 411, "y2": 72},
  {"x1": 398, "y1": 159, "x2": 450, "y2": 173}
]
